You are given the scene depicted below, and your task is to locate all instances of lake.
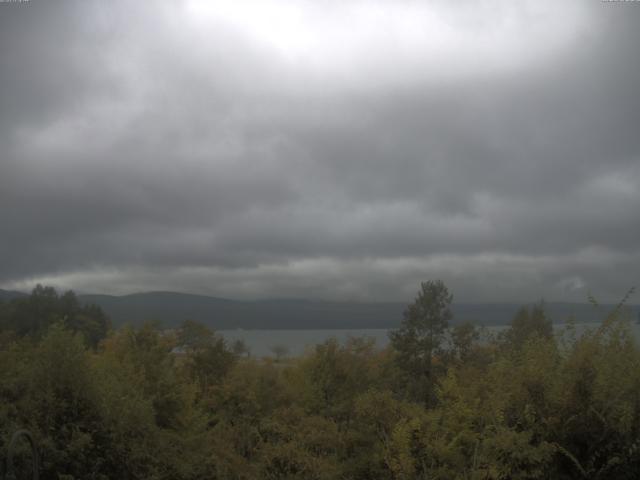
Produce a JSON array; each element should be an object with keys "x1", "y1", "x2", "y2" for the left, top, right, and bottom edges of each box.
[{"x1": 219, "y1": 322, "x2": 640, "y2": 357}]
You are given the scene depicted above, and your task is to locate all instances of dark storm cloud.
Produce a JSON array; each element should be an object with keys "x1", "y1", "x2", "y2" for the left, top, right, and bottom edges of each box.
[{"x1": 1, "y1": 0, "x2": 639, "y2": 302}]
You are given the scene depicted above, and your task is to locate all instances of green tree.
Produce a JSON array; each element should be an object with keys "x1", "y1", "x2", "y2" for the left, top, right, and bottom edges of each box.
[
  {"x1": 450, "y1": 321, "x2": 480, "y2": 363},
  {"x1": 178, "y1": 319, "x2": 215, "y2": 350},
  {"x1": 295, "y1": 337, "x2": 380, "y2": 420},
  {"x1": 503, "y1": 302, "x2": 552, "y2": 350},
  {"x1": 389, "y1": 280, "x2": 453, "y2": 405},
  {"x1": 177, "y1": 320, "x2": 236, "y2": 393},
  {"x1": 0, "y1": 286, "x2": 110, "y2": 347}
]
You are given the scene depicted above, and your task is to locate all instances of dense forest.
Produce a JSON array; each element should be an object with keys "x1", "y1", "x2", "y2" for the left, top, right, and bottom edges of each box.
[{"x1": 0, "y1": 282, "x2": 639, "y2": 479}]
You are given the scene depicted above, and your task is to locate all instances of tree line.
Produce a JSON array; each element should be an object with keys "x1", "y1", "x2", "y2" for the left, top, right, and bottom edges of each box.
[{"x1": 0, "y1": 281, "x2": 638, "y2": 479}]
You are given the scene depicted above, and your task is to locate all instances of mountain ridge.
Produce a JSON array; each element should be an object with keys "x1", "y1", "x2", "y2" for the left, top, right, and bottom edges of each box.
[{"x1": 2, "y1": 289, "x2": 638, "y2": 330}]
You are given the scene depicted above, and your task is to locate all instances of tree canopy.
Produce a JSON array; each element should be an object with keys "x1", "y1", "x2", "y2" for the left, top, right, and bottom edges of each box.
[
  {"x1": 389, "y1": 279, "x2": 453, "y2": 404},
  {"x1": 0, "y1": 284, "x2": 639, "y2": 479},
  {"x1": 0, "y1": 285, "x2": 110, "y2": 347}
]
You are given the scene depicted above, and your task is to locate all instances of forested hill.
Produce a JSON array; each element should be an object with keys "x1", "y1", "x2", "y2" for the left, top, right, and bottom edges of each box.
[
  {"x1": 1, "y1": 289, "x2": 637, "y2": 329},
  {"x1": 0, "y1": 289, "x2": 27, "y2": 301},
  {"x1": 78, "y1": 292, "x2": 406, "y2": 329},
  {"x1": 42, "y1": 291, "x2": 640, "y2": 329}
]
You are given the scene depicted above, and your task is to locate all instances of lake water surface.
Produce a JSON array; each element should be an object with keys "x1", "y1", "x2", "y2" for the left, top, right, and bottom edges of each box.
[{"x1": 220, "y1": 322, "x2": 640, "y2": 357}]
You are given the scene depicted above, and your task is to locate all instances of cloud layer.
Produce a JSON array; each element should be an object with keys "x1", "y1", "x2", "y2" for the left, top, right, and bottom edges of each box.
[{"x1": 1, "y1": 0, "x2": 639, "y2": 302}]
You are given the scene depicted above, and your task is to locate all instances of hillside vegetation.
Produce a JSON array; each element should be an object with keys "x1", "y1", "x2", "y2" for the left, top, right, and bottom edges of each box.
[{"x1": 0, "y1": 283, "x2": 638, "y2": 479}]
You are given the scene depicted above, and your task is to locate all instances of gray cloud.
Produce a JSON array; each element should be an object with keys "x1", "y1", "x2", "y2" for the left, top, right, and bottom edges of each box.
[{"x1": 1, "y1": 0, "x2": 639, "y2": 303}]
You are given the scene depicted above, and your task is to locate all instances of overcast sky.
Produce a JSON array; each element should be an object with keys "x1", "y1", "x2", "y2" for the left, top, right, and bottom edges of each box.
[{"x1": 1, "y1": 0, "x2": 639, "y2": 303}]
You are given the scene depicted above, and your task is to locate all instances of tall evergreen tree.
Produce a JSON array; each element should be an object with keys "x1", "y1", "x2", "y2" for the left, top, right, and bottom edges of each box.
[{"x1": 389, "y1": 280, "x2": 453, "y2": 405}]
